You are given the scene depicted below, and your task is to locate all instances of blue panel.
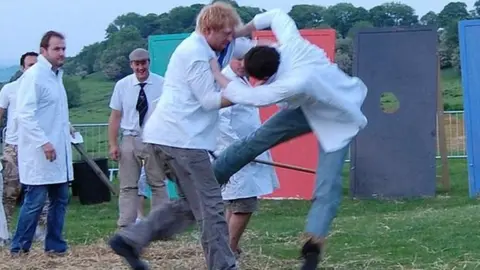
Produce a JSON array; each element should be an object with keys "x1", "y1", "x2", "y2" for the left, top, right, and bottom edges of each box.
[
  {"x1": 351, "y1": 26, "x2": 438, "y2": 199},
  {"x1": 147, "y1": 33, "x2": 190, "y2": 76},
  {"x1": 458, "y1": 20, "x2": 480, "y2": 198}
]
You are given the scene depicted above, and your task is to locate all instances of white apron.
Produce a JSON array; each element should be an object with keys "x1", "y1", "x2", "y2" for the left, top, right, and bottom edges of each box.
[{"x1": 216, "y1": 66, "x2": 279, "y2": 200}]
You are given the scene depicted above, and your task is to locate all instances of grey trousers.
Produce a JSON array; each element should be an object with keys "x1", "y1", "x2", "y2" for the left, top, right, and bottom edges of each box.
[{"x1": 118, "y1": 143, "x2": 237, "y2": 270}]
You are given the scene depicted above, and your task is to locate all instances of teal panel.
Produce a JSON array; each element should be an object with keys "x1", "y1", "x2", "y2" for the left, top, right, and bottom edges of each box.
[
  {"x1": 148, "y1": 33, "x2": 189, "y2": 200},
  {"x1": 148, "y1": 33, "x2": 190, "y2": 76}
]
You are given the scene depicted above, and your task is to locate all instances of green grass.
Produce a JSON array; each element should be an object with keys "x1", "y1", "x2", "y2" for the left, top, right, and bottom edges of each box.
[
  {"x1": 69, "y1": 73, "x2": 114, "y2": 124},
  {"x1": 6, "y1": 159, "x2": 477, "y2": 269}
]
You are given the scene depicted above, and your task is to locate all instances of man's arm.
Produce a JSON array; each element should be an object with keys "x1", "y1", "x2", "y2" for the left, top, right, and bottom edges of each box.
[
  {"x1": 235, "y1": 9, "x2": 301, "y2": 45},
  {"x1": 108, "y1": 82, "x2": 123, "y2": 160},
  {"x1": 16, "y1": 74, "x2": 49, "y2": 148},
  {"x1": 187, "y1": 61, "x2": 233, "y2": 110},
  {"x1": 108, "y1": 110, "x2": 121, "y2": 147},
  {"x1": 211, "y1": 57, "x2": 304, "y2": 107},
  {"x1": 0, "y1": 84, "x2": 11, "y2": 123},
  {"x1": 220, "y1": 78, "x2": 304, "y2": 107},
  {"x1": 232, "y1": 37, "x2": 277, "y2": 59}
]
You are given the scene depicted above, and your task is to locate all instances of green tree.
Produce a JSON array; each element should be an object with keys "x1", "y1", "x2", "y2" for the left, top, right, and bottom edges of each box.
[{"x1": 63, "y1": 77, "x2": 82, "y2": 108}]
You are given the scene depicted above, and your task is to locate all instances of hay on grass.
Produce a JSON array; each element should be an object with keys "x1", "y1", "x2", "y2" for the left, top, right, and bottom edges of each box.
[{"x1": 0, "y1": 238, "x2": 294, "y2": 270}]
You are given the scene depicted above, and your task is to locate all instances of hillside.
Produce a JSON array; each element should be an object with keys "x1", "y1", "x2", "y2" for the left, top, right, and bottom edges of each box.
[
  {"x1": 69, "y1": 73, "x2": 115, "y2": 123},
  {"x1": 0, "y1": 65, "x2": 18, "y2": 83},
  {"x1": 68, "y1": 68, "x2": 464, "y2": 124}
]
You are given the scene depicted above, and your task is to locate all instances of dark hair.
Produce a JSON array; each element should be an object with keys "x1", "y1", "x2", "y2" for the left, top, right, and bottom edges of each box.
[
  {"x1": 244, "y1": 46, "x2": 280, "y2": 80},
  {"x1": 40, "y1": 31, "x2": 65, "y2": 49},
  {"x1": 20, "y1": 52, "x2": 38, "y2": 67}
]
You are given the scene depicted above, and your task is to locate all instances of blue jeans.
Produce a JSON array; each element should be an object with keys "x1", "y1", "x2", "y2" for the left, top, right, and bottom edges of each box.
[
  {"x1": 212, "y1": 107, "x2": 349, "y2": 238},
  {"x1": 11, "y1": 182, "x2": 69, "y2": 253}
]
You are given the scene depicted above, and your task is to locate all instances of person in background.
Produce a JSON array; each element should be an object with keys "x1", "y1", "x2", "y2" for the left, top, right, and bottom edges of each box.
[
  {"x1": 107, "y1": 48, "x2": 168, "y2": 229},
  {"x1": 0, "y1": 52, "x2": 49, "y2": 244},
  {"x1": 136, "y1": 164, "x2": 152, "y2": 223},
  {"x1": 215, "y1": 57, "x2": 279, "y2": 258},
  {"x1": 11, "y1": 31, "x2": 76, "y2": 256},
  {"x1": 0, "y1": 163, "x2": 7, "y2": 247},
  {"x1": 210, "y1": 9, "x2": 368, "y2": 270}
]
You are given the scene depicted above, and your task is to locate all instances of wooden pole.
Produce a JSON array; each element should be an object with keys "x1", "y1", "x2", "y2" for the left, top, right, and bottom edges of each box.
[
  {"x1": 209, "y1": 152, "x2": 316, "y2": 174},
  {"x1": 72, "y1": 143, "x2": 117, "y2": 195},
  {"x1": 436, "y1": 58, "x2": 451, "y2": 191}
]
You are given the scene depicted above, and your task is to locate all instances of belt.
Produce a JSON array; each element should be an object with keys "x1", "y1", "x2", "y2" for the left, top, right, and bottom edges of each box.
[{"x1": 122, "y1": 129, "x2": 141, "y2": 137}]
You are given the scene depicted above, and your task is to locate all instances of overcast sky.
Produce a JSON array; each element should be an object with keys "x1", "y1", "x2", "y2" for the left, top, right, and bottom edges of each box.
[{"x1": 0, "y1": 0, "x2": 476, "y2": 65}]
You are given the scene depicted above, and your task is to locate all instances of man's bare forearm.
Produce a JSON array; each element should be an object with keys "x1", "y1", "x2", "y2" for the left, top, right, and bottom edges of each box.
[
  {"x1": 220, "y1": 97, "x2": 234, "y2": 108},
  {"x1": 212, "y1": 70, "x2": 232, "y2": 89},
  {"x1": 108, "y1": 113, "x2": 120, "y2": 147}
]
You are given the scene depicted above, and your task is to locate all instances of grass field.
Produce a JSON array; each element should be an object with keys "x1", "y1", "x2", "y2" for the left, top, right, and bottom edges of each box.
[{"x1": 0, "y1": 159, "x2": 477, "y2": 269}]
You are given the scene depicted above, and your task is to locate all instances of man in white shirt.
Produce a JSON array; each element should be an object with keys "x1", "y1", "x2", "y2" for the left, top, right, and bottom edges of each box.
[
  {"x1": 10, "y1": 31, "x2": 74, "y2": 257},
  {"x1": 108, "y1": 3, "x2": 259, "y2": 270},
  {"x1": 215, "y1": 58, "x2": 279, "y2": 257},
  {"x1": 210, "y1": 9, "x2": 368, "y2": 270},
  {"x1": 108, "y1": 48, "x2": 168, "y2": 229},
  {"x1": 0, "y1": 52, "x2": 50, "y2": 242}
]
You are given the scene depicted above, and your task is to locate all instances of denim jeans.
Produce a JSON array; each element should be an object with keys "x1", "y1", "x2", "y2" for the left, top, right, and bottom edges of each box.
[
  {"x1": 212, "y1": 107, "x2": 350, "y2": 237},
  {"x1": 10, "y1": 182, "x2": 69, "y2": 253}
]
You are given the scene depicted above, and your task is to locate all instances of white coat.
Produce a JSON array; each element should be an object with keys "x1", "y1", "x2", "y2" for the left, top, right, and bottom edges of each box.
[
  {"x1": 16, "y1": 55, "x2": 73, "y2": 185},
  {"x1": 216, "y1": 65, "x2": 279, "y2": 200}
]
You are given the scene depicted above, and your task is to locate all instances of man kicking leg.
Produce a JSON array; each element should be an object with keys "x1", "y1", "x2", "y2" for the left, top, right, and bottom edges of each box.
[
  {"x1": 108, "y1": 2, "x2": 262, "y2": 270},
  {"x1": 209, "y1": 9, "x2": 368, "y2": 270}
]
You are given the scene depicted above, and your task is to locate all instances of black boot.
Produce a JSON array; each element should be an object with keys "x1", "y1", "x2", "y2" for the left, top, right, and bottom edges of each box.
[
  {"x1": 109, "y1": 235, "x2": 149, "y2": 270},
  {"x1": 300, "y1": 239, "x2": 321, "y2": 270}
]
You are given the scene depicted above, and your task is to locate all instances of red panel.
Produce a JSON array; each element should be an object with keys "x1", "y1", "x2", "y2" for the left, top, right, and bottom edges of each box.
[{"x1": 252, "y1": 29, "x2": 336, "y2": 199}]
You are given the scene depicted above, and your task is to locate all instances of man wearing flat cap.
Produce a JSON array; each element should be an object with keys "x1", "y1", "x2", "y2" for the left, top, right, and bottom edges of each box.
[{"x1": 108, "y1": 48, "x2": 168, "y2": 229}]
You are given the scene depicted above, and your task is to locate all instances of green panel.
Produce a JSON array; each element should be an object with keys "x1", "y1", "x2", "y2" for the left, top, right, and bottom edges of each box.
[{"x1": 148, "y1": 33, "x2": 190, "y2": 76}]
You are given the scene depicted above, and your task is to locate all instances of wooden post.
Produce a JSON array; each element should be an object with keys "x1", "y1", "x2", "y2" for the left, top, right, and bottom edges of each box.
[
  {"x1": 436, "y1": 58, "x2": 451, "y2": 191},
  {"x1": 72, "y1": 143, "x2": 117, "y2": 195}
]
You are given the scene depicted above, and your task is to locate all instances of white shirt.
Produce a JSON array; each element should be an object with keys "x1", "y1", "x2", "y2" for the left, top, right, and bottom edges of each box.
[
  {"x1": 222, "y1": 9, "x2": 368, "y2": 153},
  {"x1": 142, "y1": 32, "x2": 255, "y2": 151},
  {"x1": 0, "y1": 80, "x2": 20, "y2": 145},
  {"x1": 217, "y1": 66, "x2": 279, "y2": 200},
  {"x1": 16, "y1": 55, "x2": 73, "y2": 185},
  {"x1": 109, "y1": 73, "x2": 164, "y2": 135}
]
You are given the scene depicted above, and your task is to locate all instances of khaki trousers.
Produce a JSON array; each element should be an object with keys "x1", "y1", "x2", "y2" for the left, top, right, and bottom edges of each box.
[{"x1": 117, "y1": 136, "x2": 168, "y2": 228}]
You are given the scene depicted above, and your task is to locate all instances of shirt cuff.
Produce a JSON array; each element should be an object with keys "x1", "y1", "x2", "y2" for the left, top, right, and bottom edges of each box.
[{"x1": 253, "y1": 12, "x2": 272, "y2": 30}]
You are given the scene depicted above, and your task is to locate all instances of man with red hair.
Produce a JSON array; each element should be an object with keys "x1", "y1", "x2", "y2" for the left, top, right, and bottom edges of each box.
[{"x1": 109, "y1": 2, "x2": 262, "y2": 269}]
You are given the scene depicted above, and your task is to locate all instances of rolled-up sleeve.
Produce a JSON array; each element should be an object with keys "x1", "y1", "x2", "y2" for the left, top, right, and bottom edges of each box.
[
  {"x1": 186, "y1": 61, "x2": 221, "y2": 111},
  {"x1": 252, "y1": 9, "x2": 301, "y2": 45}
]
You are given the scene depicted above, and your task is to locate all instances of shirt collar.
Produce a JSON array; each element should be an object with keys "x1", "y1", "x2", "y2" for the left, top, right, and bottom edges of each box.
[
  {"x1": 192, "y1": 31, "x2": 217, "y2": 59},
  {"x1": 37, "y1": 54, "x2": 63, "y2": 76},
  {"x1": 132, "y1": 73, "x2": 153, "y2": 86}
]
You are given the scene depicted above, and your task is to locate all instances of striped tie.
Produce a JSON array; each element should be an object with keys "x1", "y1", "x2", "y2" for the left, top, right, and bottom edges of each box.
[{"x1": 136, "y1": 83, "x2": 148, "y2": 127}]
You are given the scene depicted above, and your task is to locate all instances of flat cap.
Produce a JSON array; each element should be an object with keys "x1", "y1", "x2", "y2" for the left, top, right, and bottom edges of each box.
[{"x1": 129, "y1": 48, "x2": 149, "y2": 61}]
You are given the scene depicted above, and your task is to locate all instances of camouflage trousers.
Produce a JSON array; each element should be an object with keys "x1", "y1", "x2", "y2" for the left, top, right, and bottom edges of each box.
[{"x1": 1, "y1": 144, "x2": 49, "y2": 227}]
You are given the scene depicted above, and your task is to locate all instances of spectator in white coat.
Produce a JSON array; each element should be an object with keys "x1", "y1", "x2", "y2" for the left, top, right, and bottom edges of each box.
[
  {"x1": 0, "y1": 162, "x2": 8, "y2": 246},
  {"x1": 215, "y1": 57, "x2": 279, "y2": 257},
  {"x1": 10, "y1": 30, "x2": 74, "y2": 256}
]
